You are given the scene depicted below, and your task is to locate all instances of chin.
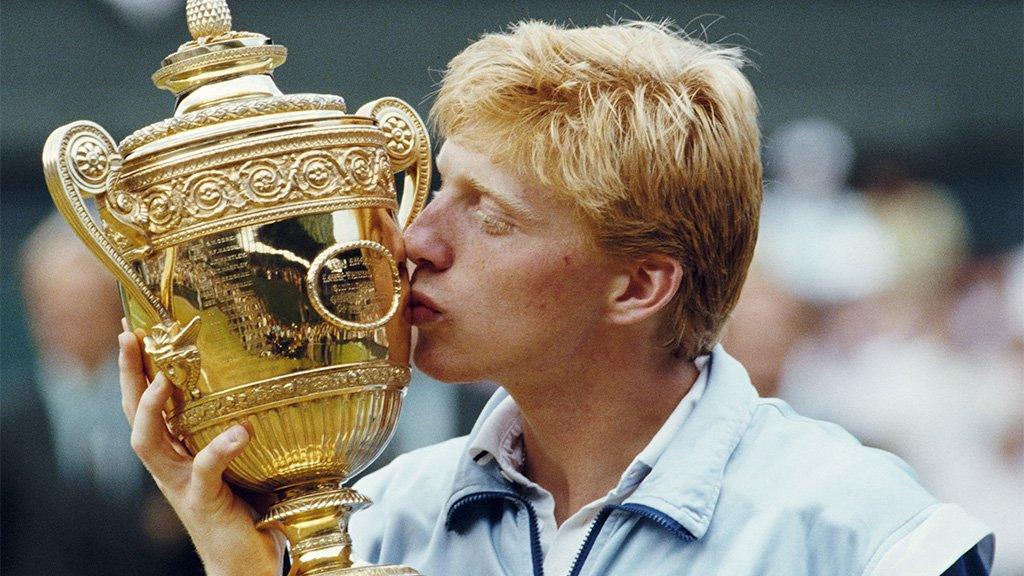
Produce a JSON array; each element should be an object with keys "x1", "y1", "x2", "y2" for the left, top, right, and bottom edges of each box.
[{"x1": 412, "y1": 338, "x2": 486, "y2": 384}]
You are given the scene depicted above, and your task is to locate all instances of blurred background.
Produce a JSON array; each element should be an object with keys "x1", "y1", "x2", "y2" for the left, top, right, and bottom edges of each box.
[{"x1": 2, "y1": 0, "x2": 1021, "y2": 574}]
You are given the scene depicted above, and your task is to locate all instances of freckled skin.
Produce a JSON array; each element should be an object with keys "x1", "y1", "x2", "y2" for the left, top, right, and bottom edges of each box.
[{"x1": 403, "y1": 141, "x2": 620, "y2": 387}]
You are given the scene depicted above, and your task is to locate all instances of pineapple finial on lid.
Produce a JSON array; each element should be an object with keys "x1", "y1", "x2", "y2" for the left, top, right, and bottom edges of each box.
[
  {"x1": 152, "y1": 0, "x2": 287, "y2": 99},
  {"x1": 186, "y1": 0, "x2": 232, "y2": 39}
]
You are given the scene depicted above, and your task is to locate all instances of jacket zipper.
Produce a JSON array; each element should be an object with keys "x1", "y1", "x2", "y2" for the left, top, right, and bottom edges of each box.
[
  {"x1": 565, "y1": 503, "x2": 696, "y2": 576},
  {"x1": 448, "y1": 491, "x2": 545, "y2": 576},
  {"x1": 616, "y1": 503, "x2": 696, "y2": 542},
  {"x1": 450, "y1": 495, "x2": 697, "y2": 576},
  {"x1": 566, "y1": 506, "x2": 615, "y2": 576}
]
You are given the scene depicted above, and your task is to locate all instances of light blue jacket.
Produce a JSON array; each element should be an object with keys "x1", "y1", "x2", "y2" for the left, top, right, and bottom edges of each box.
[{"x1": 351, "y1": 347, "x2": 993, "y2": 575}]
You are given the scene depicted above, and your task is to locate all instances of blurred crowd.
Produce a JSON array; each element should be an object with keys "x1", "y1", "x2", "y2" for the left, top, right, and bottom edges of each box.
[
  {"x1": 726, "y1": 119, "x2": 1023, "y2": 575},
  {"x1": 2, "y1": 118, "x2": 1020, "y2": 574},
  {"x1": 1, "y1": 215, "x2": 202, "y2": 574}
]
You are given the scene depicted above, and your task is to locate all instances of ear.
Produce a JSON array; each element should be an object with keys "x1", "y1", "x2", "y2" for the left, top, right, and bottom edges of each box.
[{"x1": 606, "y1": 254, "x2": 683, "y2": 326}]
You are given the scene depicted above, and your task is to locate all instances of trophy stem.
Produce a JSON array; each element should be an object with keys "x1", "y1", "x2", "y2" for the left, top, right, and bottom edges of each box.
[{"x1": 258, "y1": 483, "x2": 419, "y2": 576}]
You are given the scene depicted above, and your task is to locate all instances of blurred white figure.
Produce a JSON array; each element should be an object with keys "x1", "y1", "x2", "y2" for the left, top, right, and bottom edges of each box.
[
  {"x1": 943, "y1": 249, "x2": 1024, "y2": 575},
  {"x1": 97, "y1": 0, "x2": 178, "y2": 29},
  {"x1": 759, "y1": 119, "x2": 898, "y2": 304},
  {"x1": 781, "y1": 284, "x2": 1023, "y2": 575}
]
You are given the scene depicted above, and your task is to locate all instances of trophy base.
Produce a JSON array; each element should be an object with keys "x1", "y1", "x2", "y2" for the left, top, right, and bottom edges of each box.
[
  {"x1": 331, "y1": 564, "x2": 421, "y2": 576},
  {"x1": 261, "y1": 484, "x2": 421, "y2": 576},
  {"x1": 286, "y1": 563, "x2": 419, "y2": 576}
]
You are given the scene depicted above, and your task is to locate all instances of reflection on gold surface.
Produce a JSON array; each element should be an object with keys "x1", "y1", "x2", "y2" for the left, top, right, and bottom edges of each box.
[{"x1": 128, "y1": 209, "x2": 410, "y2": 397}]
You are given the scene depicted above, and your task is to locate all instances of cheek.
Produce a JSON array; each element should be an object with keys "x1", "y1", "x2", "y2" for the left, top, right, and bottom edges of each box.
[{"x1": 491, "y1": 251, "x2": 596, "y2": 325}]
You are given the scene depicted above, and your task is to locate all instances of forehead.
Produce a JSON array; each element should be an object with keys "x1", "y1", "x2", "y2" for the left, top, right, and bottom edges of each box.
[
  {"x1": 436, "y1": 141, "x2": 540, "y2": 209},
  {"x1": 434, "y1": 140, "x2": 599, "y2": 248}
]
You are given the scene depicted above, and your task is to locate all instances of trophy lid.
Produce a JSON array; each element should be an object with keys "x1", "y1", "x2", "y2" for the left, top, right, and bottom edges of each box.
[
  {"x1": 120, "y1": 0, "x2": 348, "y2": 156},
  {"x1": 152, "y1": 0, "x2": 285, "y2": 98}
]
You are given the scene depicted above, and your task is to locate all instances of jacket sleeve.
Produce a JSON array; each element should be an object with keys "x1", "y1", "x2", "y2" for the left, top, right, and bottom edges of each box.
[
  {"x1": 940, "y1": 544, "x2": 992, "y2": 576},
  {"x1": 865, "y1": 504, "x2": 994, "y2": 576}
]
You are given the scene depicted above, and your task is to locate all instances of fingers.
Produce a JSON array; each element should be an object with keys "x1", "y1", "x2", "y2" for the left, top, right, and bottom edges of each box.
[
  {"x1": 131, "y1": 373, "x2": 189, "y2": 477},
  {"x1": 118, "y1": 330, "x2": 147, "y2": 425},
  {"x1": 191, "y1": 424, "x2": 250, "y2": 499}
]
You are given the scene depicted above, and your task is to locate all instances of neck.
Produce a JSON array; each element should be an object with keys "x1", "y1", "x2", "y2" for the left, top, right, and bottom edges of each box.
[{"x1": 502, "y1": 339, "x2": 699, "y2": 525}]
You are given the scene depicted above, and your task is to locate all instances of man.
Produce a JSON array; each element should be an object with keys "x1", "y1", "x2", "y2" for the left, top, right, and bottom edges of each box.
[{"x1": 119, "y1": 21, "x2": 993, "y2": 575}]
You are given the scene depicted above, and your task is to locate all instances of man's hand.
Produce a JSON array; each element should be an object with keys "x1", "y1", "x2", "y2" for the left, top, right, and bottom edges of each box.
[{"x1": 118, "y1": 324, "x2": 284, "y2": 576}]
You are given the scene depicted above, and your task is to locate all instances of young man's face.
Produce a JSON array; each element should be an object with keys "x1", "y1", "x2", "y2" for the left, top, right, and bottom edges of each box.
[{"x1": 403, "y1": 141, "x2": 621, "y2": 385}]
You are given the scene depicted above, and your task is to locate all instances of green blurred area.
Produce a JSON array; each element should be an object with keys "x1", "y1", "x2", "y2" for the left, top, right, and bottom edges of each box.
[{"x1": 2, "y1": 0, "x2": 1022, "y2": 371}]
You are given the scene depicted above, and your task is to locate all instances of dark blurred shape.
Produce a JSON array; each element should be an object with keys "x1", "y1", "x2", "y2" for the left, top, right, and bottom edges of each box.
[{"x1": 1, "y1": 213, "x2": 202, "y2": 575}]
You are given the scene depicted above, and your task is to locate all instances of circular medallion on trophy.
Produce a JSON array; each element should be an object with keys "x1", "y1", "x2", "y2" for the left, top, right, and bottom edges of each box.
[{"x1": 306, "y1": 240, "x2": 401, "y2": 332}]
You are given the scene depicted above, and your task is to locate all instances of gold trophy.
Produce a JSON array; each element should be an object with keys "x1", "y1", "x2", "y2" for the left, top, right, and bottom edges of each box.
[{"x1": 42, "y1": 1, "x2": 428, "y2": 574}]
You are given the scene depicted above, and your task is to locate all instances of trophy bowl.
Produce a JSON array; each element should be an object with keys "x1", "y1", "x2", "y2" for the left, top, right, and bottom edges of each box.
[{"x1": 42, "y1": 2, "x2": 429, "y2": 574}]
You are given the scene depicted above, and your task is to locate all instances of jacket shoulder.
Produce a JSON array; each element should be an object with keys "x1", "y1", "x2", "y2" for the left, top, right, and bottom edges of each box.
[
  {"x1": 711, "y1": 399, "x2": 943, "y2": 569},
  {"x1": 349, "y1": 436, "x2": 468, "y2": 562},
  {"x1": 734, "y1": 398, "x2": 938, "y2": 512}
]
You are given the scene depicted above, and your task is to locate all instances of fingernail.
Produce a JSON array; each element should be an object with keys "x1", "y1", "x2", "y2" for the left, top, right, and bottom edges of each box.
[
  {"x1": 151, "y1": 373, "x2": 167, "y2": 389},
  {"x1": 121, "y1": 317, "x2": 129, "y2": 331},
  {"x1": 227, "y1": 424, "x2": 249, "y2": 446}
]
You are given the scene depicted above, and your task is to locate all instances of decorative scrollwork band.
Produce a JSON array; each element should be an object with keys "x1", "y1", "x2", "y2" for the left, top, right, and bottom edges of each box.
[
  {"x1": 108, "y1": 139, "x2": 396, "y2": 248},
  {"x1": 166, "y1": 365, "x2": 410, "y2": 436}
]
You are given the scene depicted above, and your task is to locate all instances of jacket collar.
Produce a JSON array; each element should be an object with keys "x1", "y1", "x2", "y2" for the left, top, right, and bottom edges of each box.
[{"x1": 443, "y1": 346, "x2": 758, "y2": 540}]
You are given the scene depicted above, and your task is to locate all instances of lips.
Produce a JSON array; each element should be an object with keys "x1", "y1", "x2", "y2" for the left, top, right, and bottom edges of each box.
[{"x1": 408, "y1": 289, "x2": 443, "y2": 325}]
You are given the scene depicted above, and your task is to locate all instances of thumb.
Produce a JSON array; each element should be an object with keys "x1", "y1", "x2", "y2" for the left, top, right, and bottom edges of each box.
[{"x1": 190, "y1": 424, "x2": 250, "y2": 501}]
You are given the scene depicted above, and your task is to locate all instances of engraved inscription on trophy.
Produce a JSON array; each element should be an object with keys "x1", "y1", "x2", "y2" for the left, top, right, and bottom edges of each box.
[
  {"x1": 323, "y1": 253, "x2": 378, "y2": 317},
  {"x1": 185, "y1": 228, "x2": 268, "y2": 352},
  {"x1": 307, "y1": 240, "x2": 400, "y2": 331}
]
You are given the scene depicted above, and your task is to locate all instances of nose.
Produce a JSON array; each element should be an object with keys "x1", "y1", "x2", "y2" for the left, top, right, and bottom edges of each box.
[{"x1": 403, "y1": 194, "x2": 453, "y2": 272}]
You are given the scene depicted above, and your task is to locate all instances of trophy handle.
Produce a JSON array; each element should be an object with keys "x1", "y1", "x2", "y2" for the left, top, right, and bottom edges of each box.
[
  {"x1": 42, "y1": 121, "x2": 169, "y2": 323},
  {"x1": 43, "y1": 121, "x2": 203, "y2": 398},
  {"x1": 357, "y1": 98, "x2": 432, "y2": 230}
]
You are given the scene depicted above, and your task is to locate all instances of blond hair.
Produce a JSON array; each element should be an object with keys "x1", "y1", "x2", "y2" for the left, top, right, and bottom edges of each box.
[{"x1": 432, "y1": 20, "x2": 762, "y2": 359}]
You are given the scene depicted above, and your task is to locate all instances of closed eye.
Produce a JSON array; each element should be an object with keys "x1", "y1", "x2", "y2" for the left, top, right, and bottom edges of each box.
[{"x1": 473, "y1": 209, "x2": 514, "y2": 235}]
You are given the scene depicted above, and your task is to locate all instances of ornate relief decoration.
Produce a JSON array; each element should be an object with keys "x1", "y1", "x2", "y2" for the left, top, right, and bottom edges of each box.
[
  {"x1": 108, "y1": 133, "x2": 396, "y2": 249},
  {"x1": 259, "y1": 488, "x2": 371, "y2": 526},
  {"x1": 166, "y1": 365, "x2": 410, "y2": 436},
  {"x1": 44, "y1": 121, "x2": 171, "y2": 323},
  {"x1": 119, "y1": 94, "x2": 348, "y2": 154},
  {"x1": 356, "y1": 97, "x2": 431, "y2": 227},
  {"x1": 380, "y1": 115, "x2": 415, "y2": 160},
  {"x1": 144, "y1": 317, "x2": 204, "y2": 400},
  {"x1": 186, "y1": 0, "x2": 232, "y2": 38}
]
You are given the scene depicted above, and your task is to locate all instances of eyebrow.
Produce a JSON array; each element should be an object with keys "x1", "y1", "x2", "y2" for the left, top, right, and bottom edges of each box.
[{"x1": 465, "y1": 176, "x2": 538, "y2": 223}]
